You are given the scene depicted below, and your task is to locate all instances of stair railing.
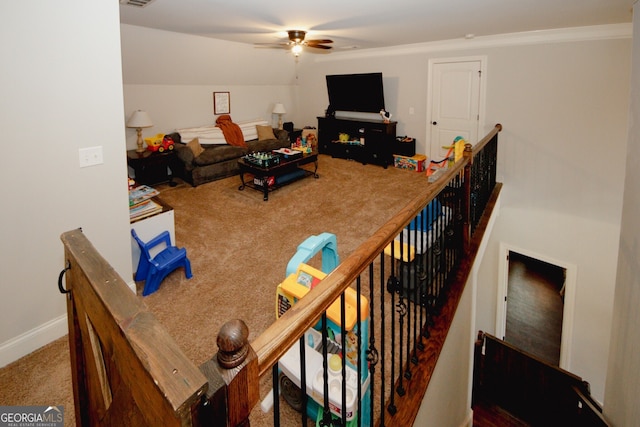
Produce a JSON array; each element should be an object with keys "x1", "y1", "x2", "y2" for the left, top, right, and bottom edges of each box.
[
  {"x1": 244, "y1": 125, "x2": 503, "y2": 426},
  {"x1": 61, "y1": 124, "x2": 502, "y2": 426}
]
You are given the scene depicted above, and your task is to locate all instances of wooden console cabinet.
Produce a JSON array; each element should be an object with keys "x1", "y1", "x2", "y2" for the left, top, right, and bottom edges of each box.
[{"x1": 317, "y1": 117, "x2": 397, "y2": 168}]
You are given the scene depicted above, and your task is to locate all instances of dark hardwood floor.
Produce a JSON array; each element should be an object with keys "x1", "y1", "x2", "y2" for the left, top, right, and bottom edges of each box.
[
  {"x1": 473, "y1": 397, "x2": 530, "y2": 427},
  {"x1": 505, "y1": 251, "x2": 565, "y2": 365},
  {"x1": 473, "y1": 251, "x2": 566, "y2": 426}
]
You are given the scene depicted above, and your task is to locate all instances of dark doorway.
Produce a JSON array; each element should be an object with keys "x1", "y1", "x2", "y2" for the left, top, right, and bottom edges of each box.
[{"x1": 505, "y1": 251, "x2": 566, "y2": 366}]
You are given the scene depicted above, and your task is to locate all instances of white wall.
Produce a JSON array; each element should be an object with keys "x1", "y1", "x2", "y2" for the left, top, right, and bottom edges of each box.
[
  {"x1": 604, "y1": 3, "x2": 640, "y2": 424},
  {"x1": 415, "y1": 279, "x2": 475, "y2": 427},
  {"x1": 293, "y1": 27, "x2": 630, "y2": 404},
  {"x1": 120, "y1": 25, "x2": 300, "y2": 148},
  {"x1": 478, "y1": 208, "x2": 620, "y2": 400},
  {"x1": 0, "y1": 2, "x2": 132, "y2": 365},
  {"x1": 476, "y1": 37, "x2": 630, "y2": 402},
  {"x1": 1, "y1": 9, "x2": 633, "y2": 423}
]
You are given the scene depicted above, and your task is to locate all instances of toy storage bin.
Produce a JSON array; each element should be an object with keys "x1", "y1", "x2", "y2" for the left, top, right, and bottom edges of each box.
[
  {"x1": 395, "y1": 136, "x2": 416, "y2": 156},
  {"x1": 393, "y1": 154, "x2": 427, "y2": 172}
]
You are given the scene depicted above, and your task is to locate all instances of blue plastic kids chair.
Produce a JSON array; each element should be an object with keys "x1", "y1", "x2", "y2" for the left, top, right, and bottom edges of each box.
[{"x1": 131, "y1": 229, "x2": 193, "y2": 296}]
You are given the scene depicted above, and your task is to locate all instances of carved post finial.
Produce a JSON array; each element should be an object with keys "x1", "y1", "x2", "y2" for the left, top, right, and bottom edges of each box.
[{"x1": 217, "y1": 319, "x2": 249, "y2": 369}]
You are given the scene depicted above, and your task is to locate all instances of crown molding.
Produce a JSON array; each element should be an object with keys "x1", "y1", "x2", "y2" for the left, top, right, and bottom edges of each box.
[{"x1": 317, "y1": 23, "x2": 632, "y2": 62}]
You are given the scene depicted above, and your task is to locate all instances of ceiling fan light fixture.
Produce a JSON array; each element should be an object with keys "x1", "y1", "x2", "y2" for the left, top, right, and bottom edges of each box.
[
  {"x1": 291, "y1": 44, "x2": 303, "y2": 56},
  {"x1": 288, "y1": 30, "x2": 306, "y2": 43},
  {"x1": 254, "y1": 29, "x2": 332, "y2": 55}
]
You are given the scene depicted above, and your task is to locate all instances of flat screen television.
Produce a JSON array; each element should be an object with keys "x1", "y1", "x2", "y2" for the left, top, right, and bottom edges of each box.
[{"x1": 326, "y1": 72, "x2": 385, "y2": 114}]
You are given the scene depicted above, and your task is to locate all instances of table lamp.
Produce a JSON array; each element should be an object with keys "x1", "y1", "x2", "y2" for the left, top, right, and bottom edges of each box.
[
  {"x1": 126, "y1": 110, "x2": 153, "y2": 153},
  {"x1": 272, "y1": 103, "x2": 286, "y2": 130}
]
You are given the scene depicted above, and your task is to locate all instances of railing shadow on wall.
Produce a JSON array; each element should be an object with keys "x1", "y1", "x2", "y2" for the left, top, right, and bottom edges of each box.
[{"x1": 60, "y1": 124, "x2": 502, "y2": 427}]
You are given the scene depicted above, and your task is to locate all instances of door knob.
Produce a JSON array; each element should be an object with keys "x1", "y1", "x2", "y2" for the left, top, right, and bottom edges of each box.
[{"x1": 432, "y1": 121, "x2": 437, "y2": 125}]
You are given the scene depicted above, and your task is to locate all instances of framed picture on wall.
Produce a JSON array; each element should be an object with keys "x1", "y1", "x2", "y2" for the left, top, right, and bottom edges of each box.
[{"x1": 213, "y1": 92, "x2": 230, "y2": 115}]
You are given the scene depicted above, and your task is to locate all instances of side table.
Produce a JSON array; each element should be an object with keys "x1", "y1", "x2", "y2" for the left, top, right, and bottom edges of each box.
[{"x1": 127, "y1": 149, "x2": 177, "y2": 187}]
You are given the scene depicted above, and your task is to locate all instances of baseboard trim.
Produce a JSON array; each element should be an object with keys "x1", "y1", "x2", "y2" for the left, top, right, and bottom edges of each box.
[
  {"x1": 1, "y1": 282, "x2": 135, "y2": 368},
  {"x1": 0, "y1": 314, "x2": 68, "y2": 368},
  {"x1": 461, "y1": 409, "x2": 473, "y2": 427}
]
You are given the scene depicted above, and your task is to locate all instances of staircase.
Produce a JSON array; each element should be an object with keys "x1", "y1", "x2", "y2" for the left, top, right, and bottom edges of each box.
[{"x1": 472, "y1": 331, "x2": 609, "y2": 427}]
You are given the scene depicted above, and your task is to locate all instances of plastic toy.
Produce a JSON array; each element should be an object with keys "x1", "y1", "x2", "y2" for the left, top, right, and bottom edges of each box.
[
  {"x1": 263, "y1": 233, "x2": 371, "y2": 426},
  {"x1": 131, "y1": 229, "x2": 192, "y2": 296},
  {"x1": 145, "y1": 134, "x2": 175, "y2": 152},
  {"x1": 426, "y1": 135, "x2": 466, "y2": 178},
  {"x1": 379, "y1": 109, "x2": 392, "y2": 123}
]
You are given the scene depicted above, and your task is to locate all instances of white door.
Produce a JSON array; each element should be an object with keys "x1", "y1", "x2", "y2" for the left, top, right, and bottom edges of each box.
[{"x1": 427, "y1": 59, "x2": 482, "y2": 162}]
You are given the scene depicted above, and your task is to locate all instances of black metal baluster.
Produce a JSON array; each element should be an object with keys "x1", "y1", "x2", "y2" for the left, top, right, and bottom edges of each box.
[
  {"x1": 379, "y1": 253, "x2": 387, "y2": 425},
  {"x1": 396, "y1": 232, "x2": 407, "y2": 395},
  {"x1": 411, "y1": 218, "x2": 419, "y2": 365},
  {"x1": 356, "y1": 276, "x2": 363, "y2": 426},
  {"x1": 341, "y1": 293, "x2": 347, "y2": 427},
  {"x1": 404, "y1": 224, "x2": 412, "y2": 379},
  {"x1": 320, "y1": 313, "x2": 332, "y2": 427},
  {"x1": 299, "y1": 335, "x2": 308, "y2": 426},
  {"x1": 396, "y1": 294, "x2": 407, "y2": 397},
  {"x1": 418, "y1": 206, "x2": 427, "y2": 347},
  {"x1": 387, "y1": 241, "x2": 397, "y2": 415},
  {"x1": 367, "y1": 262, "x2": 378, "y2": 427},
  {"x1": 272, "y1": 363, "x2": 280, "y2": 427},
  {"x1": 422, "y1": 204, "x2": 431, "y2": 337}
]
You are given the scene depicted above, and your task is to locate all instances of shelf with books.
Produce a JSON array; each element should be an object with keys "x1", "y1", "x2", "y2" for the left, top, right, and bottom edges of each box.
[
  {"x1": 129, "y1": 185, "x2": 159, "y2": 207},
  {"x1": 129, "y1": 199, "x2": 163, "y2": 221}
]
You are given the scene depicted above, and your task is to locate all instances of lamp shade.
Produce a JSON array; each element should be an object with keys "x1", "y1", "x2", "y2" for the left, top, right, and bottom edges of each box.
[
  {"x1": 272, "y1": 103, "x2": 286, "y2": 115},
  {"x1": 126, "y1": 110, "x2": 153, "y2": 128}
]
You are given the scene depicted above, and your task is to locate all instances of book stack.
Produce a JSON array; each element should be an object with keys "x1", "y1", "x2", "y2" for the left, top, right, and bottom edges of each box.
[{"x1": 129, "y1": 185, "x2": 162, "y2": 221}]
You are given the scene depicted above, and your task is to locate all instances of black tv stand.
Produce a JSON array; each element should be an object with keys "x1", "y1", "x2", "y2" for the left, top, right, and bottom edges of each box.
[{"x1": 317, "y1": 116, "x2": 397, "y2": 168}]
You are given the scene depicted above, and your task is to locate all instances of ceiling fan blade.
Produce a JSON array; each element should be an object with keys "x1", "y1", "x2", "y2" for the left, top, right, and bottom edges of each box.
[
  {"x1": 305, "y1": 44, "x2": 332, "y2": 50},
  {"x1": 254, "y1": 42, "x2": 290, "y2": 49},
  {"x1": 306, "y1": 39, "x2": 333, "y2": 45}
]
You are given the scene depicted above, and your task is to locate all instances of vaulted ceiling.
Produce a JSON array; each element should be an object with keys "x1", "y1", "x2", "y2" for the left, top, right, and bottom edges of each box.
[{"x1": 120, "y1": 0, "x2": 633, "y2": 51}]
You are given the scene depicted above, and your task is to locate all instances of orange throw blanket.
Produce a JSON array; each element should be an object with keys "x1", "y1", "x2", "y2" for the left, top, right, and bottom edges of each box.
[{"x1": 215, "y1": 115, "x2": 246, "y2": 147}]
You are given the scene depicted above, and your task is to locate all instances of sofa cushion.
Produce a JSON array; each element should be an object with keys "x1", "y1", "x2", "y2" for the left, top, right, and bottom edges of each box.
[
  {"x1": 247, "y1": 138, "x2": 288, "y2": 153},
  {"x1": 187, "y1": 138, "x2": 204, "y2": 158},
  {"x1": 257, "y1": 125, "x2": 276, "y2": 141},
  {"x1": 193, "y1": 144, "x2": 247, "y2": 166}
]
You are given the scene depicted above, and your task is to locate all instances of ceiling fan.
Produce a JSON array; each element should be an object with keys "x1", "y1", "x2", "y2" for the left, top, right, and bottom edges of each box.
[{"x1": 256, "y1": 30, "x2": 333, "y2": 56}]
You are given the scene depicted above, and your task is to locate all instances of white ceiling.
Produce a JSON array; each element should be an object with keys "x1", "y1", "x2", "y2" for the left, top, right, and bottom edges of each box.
[{"x1": 119, "y1": 0, "x2": 633, "y2": 51}]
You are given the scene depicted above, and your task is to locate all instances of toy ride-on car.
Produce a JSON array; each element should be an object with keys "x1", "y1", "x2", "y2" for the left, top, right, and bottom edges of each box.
[
  {"x1": 145, "y1": 134, "x2": 175, "y2": 153},
  {"x1": 262, "y1": 233, "x2": 372, "y2": 426}
]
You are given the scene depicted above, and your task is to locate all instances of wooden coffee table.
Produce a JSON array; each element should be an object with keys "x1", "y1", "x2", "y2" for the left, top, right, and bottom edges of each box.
[{"x1": 238, "y1": 151, "x2": 318, "y2": 201}]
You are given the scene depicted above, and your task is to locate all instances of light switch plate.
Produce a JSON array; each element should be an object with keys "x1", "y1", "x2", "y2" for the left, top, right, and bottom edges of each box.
[{"x1": 79, "y1": 146, "x2": 104, "y2": 168}]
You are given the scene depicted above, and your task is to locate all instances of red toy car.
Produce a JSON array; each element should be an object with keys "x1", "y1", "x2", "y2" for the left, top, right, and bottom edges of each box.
[{"x1": 146, "y1": 134, "x2": 175, "y2": 152}]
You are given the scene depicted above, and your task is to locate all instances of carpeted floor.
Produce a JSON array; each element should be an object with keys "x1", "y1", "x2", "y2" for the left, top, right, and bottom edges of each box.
[{"x1": 0, "y1": 154, "x2": 429, "y2": 426}]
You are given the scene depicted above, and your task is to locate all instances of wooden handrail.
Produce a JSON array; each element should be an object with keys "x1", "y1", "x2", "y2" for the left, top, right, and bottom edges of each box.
[
  {"x1": 571, "y1": 385, "x2": 609, "y2": 425},
  {"x1": 472, "y1": 124, "x2": 502, "y2": 156},
  {"x1": 476, "y1": 331, "x2": 607, "y2": 426},
  {"x1": 61, "y1": 229, "x2": 210, "y2": 426},
  {"x1": 251, "y1": 141, "x2": 471, "y2": 377},
  {"x1": 386, "y1": 182, "x2": 503, "y2": 426},
  {"x1": 251, "y1": 124, "x2": 502, "y2": 377},
  {"x1": 61, "y1": 124, "x2": 503, "y2": 426}
]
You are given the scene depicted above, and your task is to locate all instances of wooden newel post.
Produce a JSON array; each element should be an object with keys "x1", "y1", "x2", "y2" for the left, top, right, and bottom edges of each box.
[
  {"x1": 199, "y1": 319, "x2": 260, "y2": 427},
  {"x1": 462, "y1": 143, "x2": 473, "y2": 254}
]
